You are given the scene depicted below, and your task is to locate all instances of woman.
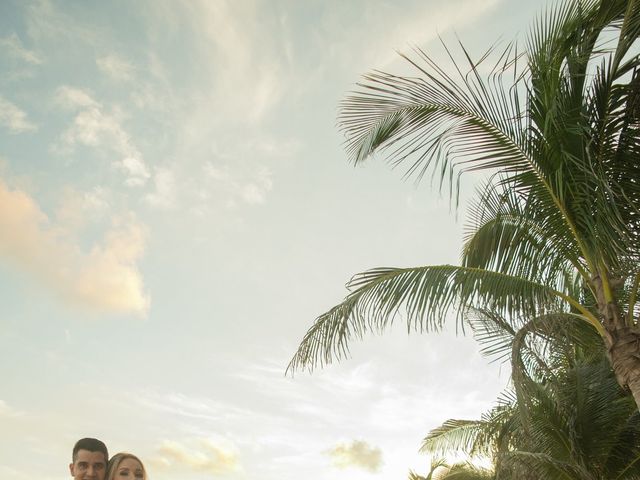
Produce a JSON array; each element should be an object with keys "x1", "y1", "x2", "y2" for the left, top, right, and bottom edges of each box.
[{"x1": 106, "y1": 452, "x2": 147, "y2": 480}]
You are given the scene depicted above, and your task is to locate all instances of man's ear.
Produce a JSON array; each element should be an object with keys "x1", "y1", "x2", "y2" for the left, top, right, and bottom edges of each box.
[{"x1": 69, "y1": 463, "x2": 74, "y2": 476}]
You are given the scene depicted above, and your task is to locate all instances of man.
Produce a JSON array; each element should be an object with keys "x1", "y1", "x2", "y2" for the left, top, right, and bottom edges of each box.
[{"x1": 69, "y1": 438, "x2": 108, "y2": 480}]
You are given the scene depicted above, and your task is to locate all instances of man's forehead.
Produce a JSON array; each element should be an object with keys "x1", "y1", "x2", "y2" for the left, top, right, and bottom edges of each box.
[{"x1": 75, "y1": 449, "x2": 107, "y2": 464}]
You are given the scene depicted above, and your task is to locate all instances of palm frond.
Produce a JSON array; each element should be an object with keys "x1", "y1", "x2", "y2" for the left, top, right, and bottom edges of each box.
[
  {"x1": 466, "y1": 308, "x2": 519, "y2": 363},
  {"x1": 338, "y1": 2, "x2": 640, "y2": 283},
  {"x1": 421, "y1": 303, "x2": 640, "y2": 479},
  {"x1": 421, "y1": 419, "x2": 495, "y2": 458},
  {"x1": 339, "y1": 42, "x2": 528, "y2": 195},
  {"x1": 500, "y1": 450, "x2": 587, "y2": 480},
  {"x1": 288, "y1": 265, "x2": 571, "y2": 372},
  {"x1": 462, "y1": 179, "x2": 587, "y2": 288},
  {"x1": 436, "y1": 462, "x2": 494, "y2": 480}
]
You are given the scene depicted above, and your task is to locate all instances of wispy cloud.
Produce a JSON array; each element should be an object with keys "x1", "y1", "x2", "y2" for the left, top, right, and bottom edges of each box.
[
  {"x1": 0, "y1": 179, "x2": 149, "y2": 315},
  {"x1": 145, "y1": 167, "x2": 177, "y2": 209},
  {"x1": 54, "y1": 86, "x2": 150, "y2": 187},
  {"x1": 203, "y1": 162, "x2": 273, "y2": 207},
  {"x1": 153, "y1": 438, "x2": 241, "y2": 475},
  {"x1": 25, "y1": 0, "x2": 99, "y2": 46},
  {"x1": 307, "y1": 0, "x2": 501, "y2": 84},
  {"x1": 0, "y1": 400, "x2": 23, "y2": 418},
  {"x1": 56, "y1": 86, "x2": 99, "y2": 109},
  {"x1": 132, "y1": 390, "x2": 258, "y2": 424},
  {"x1": 371, "y1": 0, "x2": 501, "y2": 68},
  {"x1": 325, "y1": 440, "x2": 383, "y2": 473},
  {"x1": 127, "y1": 387, "x2": 319, "y2": 469},
  {"x1": 185, "y1": 0, "x2": 288, "y2": 123},
  {"x1": 0, "y1": 465, "x2": 34, "y2": 480},
  {"x1": 143, "y1": 0, "x2": 293, "y2": 131},
  {"x1": 0, "y1": 33, "x2": 42, "y2": 64},
  {"x1": 117, "y1": 157, "x2": 151, "y2": 187},
  {"x1": 0, "y1": 96, "x2": 37, "y2": 134},
  {"x1": 55, "y1": 186, "x2": 110, "y2": 231},
  {"x1": 231, "y1": 344, "x2": 505, "y2": 478},
  {"x1": 96, "y1": 53, "x2": 135, "y2": 82}
]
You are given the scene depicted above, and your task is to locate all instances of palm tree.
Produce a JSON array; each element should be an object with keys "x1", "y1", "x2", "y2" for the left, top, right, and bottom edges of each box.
[
  {"x1": 421, "y1": 311, "x2": 640, "y2": 479},
  {"x1": 288, "y1": 0, "x2": 640, "y2": 409},
  {"x1": 409, "y1": 460, "x2": 493, "y2": 480}
]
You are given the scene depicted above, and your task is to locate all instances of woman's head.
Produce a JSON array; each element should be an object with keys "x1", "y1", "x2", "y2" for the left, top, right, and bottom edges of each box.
[{"x1": 106, "y1": 452, "x2": 146, "y2": 480}]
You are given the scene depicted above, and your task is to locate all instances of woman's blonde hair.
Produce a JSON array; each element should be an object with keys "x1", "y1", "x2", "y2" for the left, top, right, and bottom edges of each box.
[{"x1": 106, "y1": 452, "x2": 147, "y2": 480}]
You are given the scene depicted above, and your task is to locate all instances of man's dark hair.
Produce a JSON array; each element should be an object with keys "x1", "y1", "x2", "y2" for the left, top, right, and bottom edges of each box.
[{"x1": 72, "y1": 438, "x2": 108, "y2": 462}]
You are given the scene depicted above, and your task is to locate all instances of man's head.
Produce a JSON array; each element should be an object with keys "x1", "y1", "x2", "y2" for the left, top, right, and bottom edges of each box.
[{"x1": 70, "y1": 438, "x2": 108, "y2": 480}]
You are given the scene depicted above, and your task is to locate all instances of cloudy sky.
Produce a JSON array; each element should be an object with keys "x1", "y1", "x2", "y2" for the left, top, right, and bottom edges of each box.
[{"x1": 0, "y1": 1, "x2": 548, "y2": 479}]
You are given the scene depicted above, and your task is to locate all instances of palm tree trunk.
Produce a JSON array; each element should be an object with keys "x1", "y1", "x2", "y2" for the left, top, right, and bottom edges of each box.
[
  {"x1": 606, "y1": 325, "x2": 640, "y2": 409},
  {"x1": 594, "y1": 274, "x2": 640, "y2": 409}
]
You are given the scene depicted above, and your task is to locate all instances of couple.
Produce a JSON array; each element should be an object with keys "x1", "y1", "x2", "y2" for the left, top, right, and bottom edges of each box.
[{"x1": 69, "y1": 438, "x2": 147, "y2": 480}]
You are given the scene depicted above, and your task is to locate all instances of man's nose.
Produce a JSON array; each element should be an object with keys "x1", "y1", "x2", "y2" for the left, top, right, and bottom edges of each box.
[{"x1": 87, "y1": 465, "x2": 97, "y2": 477}]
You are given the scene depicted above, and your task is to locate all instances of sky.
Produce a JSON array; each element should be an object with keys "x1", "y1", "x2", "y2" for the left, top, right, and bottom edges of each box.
[{"x1": 0, "y1": 1, "x2": 549, "y2": 479}]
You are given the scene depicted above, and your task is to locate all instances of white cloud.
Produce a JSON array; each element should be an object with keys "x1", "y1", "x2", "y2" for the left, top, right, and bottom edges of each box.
[
  {"x1": 56, "y1": 90, "x2": 125, "y2": 148},
  {"x1": 74, "y1": 217, "x2": 149, "y2": 313},
  {"x1": 127, "y1": 388, "x2": 313, "y2": 471},
  {"x1": 96, "y1": 53, "x2": 135, "y2": 82},
  {"x1": 55, "y1": 186, "x2": 110, "y2": 230},
  {"x1": 203, "y1": 162, "x2": 273, "y2": 206},
  {"x1": 326, "y1": 440, "x2": 383, "y2": 473},
  {"x1": 117, "y1": 157, "x2": 151, "y2": 187},
  {"x1": 56, "y1": 86, "x2": 99, "y2": 109},
  {"x1": 0, "y1": 465, "x2": 33, "y2": 480},
  {"x1": 230, "y1": 340, "x2": 506, "y2": 477},
  {"x1": 0, "y1": 33, "x2": 42, "y2": 64},
  {"x1": 25, "y1": 0, "x2": 99, "y2": 46},
  {"x1": 0, "y1": 400, "x2": 22, "y2": 418},
  {"x1": 54, "y1": 87, "x2": 150, "y2": 187},
  {"x1": 0, "y1": 96, "x2": 37, "y2": 134},
  {"x1": 251, "y1": 137, "x2": 302, "y2": 157},
  {"x1": 202, "y1": 162, "x2": 228, "y2": 181},
  {"x1": 154, "y1": 438, "x2": 241, "y2": 475},
  {"x1": 161, "y1": 0, "x2": 291, "y2": 126},
  {"x1": 145, "y1": 167, "x2": 177, "y2": 208},
  {"x1": 192, "y1": 0, "x2": 285, "y2": 122},
  {"x1": 378, "y1": 0, "x2": 500, "y2": 68},
  {"x1": 241, "y1": 169, "x2": 273, "y2": 205},
  {"x1": 132, "y1": 390, "x2": 257, "y2": 424},
  {"x1": 317, "y1": 0, "x2": 500, "y2": 75},
  {"x1": 0, "y1": 178, "x2": 149, "y2": 315},
  {"x1": 127, "y1": 53, "x2": 175, "y2": 112}
]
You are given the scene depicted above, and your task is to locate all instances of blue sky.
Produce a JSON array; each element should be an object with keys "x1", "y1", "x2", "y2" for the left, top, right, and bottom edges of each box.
[{"x1": 0, "y1": 1, "x2": 547, "y2": 479}]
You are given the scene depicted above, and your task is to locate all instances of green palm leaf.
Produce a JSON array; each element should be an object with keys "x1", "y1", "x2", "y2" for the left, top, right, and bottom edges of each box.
[
  {"x1": 422, "y1": 309, "x2": 640, "y2": 479},
  {"x1": 288, "y1": 265, "x2": 581, "y2": 372}
]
